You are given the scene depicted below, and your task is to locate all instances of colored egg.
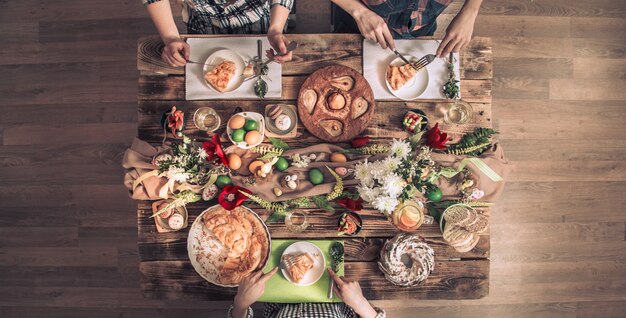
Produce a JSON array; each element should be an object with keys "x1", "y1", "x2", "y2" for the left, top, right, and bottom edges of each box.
[
  {"x1": 228, "y1": 115, "x2": 246, "y2": 130},
  {"x1": 215, "y1": 175, "x2": 232, "y2": 188},
  {"x1": 330, "y1": 152, "x2": 348, "y2": 163},
  {"x1": 308, "y1": 168, "x2": 324, "y2": 185},
  {"x1": 244, "y1": 119, "x2": 259, "y2": 131},
  {"x1": 248, "y1": 160, "x2": 264, "y2": 174},
  {"x1": 274, "y1": 156, "x2": 289, "y2": 172},
  {"x1": 427, "y1": 187, "x2": 443, "y2": 202},
  {"x1": 228, "y1": 154, "x2": 242, "y2": 170},
  {"x1": 245, "y1": 130, "x2": 262, "y2": 145},
  {"x1": 231, "y1": 129, "x2": 246, "y2": 142}
]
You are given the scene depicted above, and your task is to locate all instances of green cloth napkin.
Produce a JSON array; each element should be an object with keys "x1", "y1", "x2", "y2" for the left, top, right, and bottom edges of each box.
[{"x1": 258, "y1": 239, "x2": 344, "y2": 303}]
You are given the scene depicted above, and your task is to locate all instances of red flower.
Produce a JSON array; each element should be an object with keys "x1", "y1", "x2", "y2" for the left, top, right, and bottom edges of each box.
[
  {"x1": 203, "y1": 134, "x2": 228, "y2": 166},
  {"x1": 336, "y1": 196, "x2": 363, "y2": 212},
  {"x1": 426, "y1": 123, "x2": 449, "y2": 150},
  {"x1": 351, "y1": 136, "x2": 370, "y2": 148},
  {"x1": 217, "y1": 185, "x2": 251, "y2": 210},
  {"x1": 167, "y1": 106, "x2": 184, "y2": 137}
]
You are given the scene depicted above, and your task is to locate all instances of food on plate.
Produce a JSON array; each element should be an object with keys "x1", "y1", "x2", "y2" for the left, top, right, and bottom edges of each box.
[
  {"x1": 329, "y1": 75, "x2": 355, "y2": 91},
  {"x1": 386, "y1": 63, "x2": 417, "y2": 91},
  {"x1": 338, "y1": 212, "x2": 362, "y2": 236},
  {"x1": 229, "y1": 115, "x2": 246, "y2": 130},
  {"x1": 301, "y1": 89, "x2": 317, "y2": 114},
  {"x1": 274, "y1": 114, "x2": 292, "y2": 131},
  {"x1": 351, "y1": 97, "x2": 369, "y2": 119},
  {"x1": 228, "y1": 154, "x2": 242, "y2": 170},
  {"x1": 244, "y1": 130, "x2": 262, "y2": 145},
  {"x1": 168, "y1": 214, "x2": 185, "y2": 230},
  {"x1": 205, "y1": 60, "x2": 237, "y2": 92},
  {"x1": 267, "y1": 105, "x2": 283, "y2": 120},
  {"x1": 191, "y1": 206, "x2": 270, "y2": 285},
  {"x1": 282, "y1": 252, "x2": 315, "y2": 283},
  {"x1": 319, "y1": 119, "x2": 344, "y2": 137},
  {"x1": 327, "y1": 92, "x2": 346, "y2": 110},
  {"x1": 243, "y1": 62, "x2": 255, "y2": 78},
  {"x1": 441, "y1": 205, "x2": 488, "y2": 253}
]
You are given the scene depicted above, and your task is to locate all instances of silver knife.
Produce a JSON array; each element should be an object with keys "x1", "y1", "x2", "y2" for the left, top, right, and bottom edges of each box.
[{"x1": 391, "y1": 48, "x2": 418, "y2": 71}]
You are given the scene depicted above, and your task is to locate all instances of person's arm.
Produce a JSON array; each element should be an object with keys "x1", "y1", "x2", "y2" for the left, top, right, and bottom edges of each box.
[
  {"x1": 436, "y1": 0, "x2": 482, "y2": 57},
  {"x1": 144, "y1": 0, "x2": 190, "y2": 67},
  {"x1": 230, "y1": 267, "x2": 279, "y2": 318},
  {"x1": 266, "y1": 0, "x2": 294, "y2": 63},
  {"x1": 327, "y1": 268, "x2": 381, "y2": 318},
  {"x1": 331, "y1": 0, "x2": 395, "y2": 50}
]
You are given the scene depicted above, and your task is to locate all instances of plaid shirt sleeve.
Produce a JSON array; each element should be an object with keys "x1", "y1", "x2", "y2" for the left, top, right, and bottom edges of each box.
[
  {"x1": 270, "y1": 0, "x2": 293, "y2": 10},
  {"x1": 141, "y1": 0, "x2": 161, "y2": 5}
]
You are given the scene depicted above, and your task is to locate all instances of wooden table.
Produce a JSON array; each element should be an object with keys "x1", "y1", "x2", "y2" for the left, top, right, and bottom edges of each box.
[{"x1": 136, "y1": 34, "x2": 493, "y2": 300}]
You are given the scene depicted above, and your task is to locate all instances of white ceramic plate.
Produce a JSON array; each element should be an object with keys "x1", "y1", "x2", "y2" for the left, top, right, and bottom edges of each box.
[
  {"x1": 187, "y1": 205, "x2": 271, "y2": 288},
  {"x1": 280, "y1": 241, "x2": 325, "y2": 286},
  {"x1": 203, "y1": 49, "x2": 246, "y2": 93},
  {"x1": 226, "y1": 111, "x2": 266, "y2": 149},
  {"x1": 385, "y1": 55, "x2": 429, "y2": 100}
]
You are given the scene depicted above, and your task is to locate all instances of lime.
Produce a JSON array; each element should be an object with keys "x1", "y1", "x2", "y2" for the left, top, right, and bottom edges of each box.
[
  {"x1": 427, "y1": 187, "x2": 443, "y2": 202},
  {"x1": 308, "y1": 168, "x2": 324, "y2": 185},
  {"x1": 244, "y1": 119, "x2": 259, "y2": 131},
  {"x1": 231, "y1": 129, "x2": 246, "y2": 142},
  {"x1": 274, "y1": 156, "x2": 289, "y2": 172},
  {"x1": 215, "y1": 175, "x2": 232, "y2": 188}
]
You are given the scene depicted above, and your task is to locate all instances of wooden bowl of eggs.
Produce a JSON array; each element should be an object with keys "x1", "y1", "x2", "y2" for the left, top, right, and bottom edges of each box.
[{"x1": 227, "y1": 112, "x2": 265, "y2": 149}]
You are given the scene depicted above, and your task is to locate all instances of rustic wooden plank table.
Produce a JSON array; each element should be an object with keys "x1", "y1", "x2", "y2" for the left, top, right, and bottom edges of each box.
[{"x1": 136, "y1": 34, "x2": 493, "y2": 301}]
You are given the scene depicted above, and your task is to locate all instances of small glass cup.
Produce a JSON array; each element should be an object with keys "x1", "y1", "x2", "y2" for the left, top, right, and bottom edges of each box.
[
  {"x1": 442, "y1": 100, "x2": 473, "y2": 124},
  {"x1": 193, "y1": 107, "x2": 221, "y2": 132},
  {"x1": 285, "y1": 211, "x2": 309, "y2": 233}
]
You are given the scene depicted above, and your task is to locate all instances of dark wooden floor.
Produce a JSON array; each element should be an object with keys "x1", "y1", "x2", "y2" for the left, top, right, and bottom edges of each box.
[{"x1": 1, "y1": 0, "x2": 625, "y2": 317}]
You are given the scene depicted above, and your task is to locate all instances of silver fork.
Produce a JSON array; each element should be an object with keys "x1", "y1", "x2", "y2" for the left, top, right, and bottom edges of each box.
[{"x1": 411, "y1": 54, "x2": 436, "y2": 71}]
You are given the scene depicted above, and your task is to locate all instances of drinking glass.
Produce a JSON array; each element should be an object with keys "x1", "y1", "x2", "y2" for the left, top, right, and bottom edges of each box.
[
  {"x1": 442, "y1": 100, "x2": 473, "y2": 124},
  {"x1": 193, "y1": 107, "x2": 221, "y2": 132}
]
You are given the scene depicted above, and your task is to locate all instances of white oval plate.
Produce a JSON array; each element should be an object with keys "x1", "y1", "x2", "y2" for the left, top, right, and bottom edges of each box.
[
  {"x1": 385, "y1": 55, "x2": 429, "y2": 100},
  {"x1": 226, "y1": 111, "x2": 266, "y2": 149},
  {"x1": 280, "y1": 241, "x2": 325, "y2": 286},
  {"x1": 203, "y1": 49, "x2": 245, "y2": 93}
]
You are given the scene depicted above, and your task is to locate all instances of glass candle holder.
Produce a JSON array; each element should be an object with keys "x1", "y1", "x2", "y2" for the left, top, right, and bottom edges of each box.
[
  {"x1": 193, "y1": 107, "x2": 221, "y2": 132},
  {"x1": 285, "y1": 211, "x2": 309, "y2": 233}
]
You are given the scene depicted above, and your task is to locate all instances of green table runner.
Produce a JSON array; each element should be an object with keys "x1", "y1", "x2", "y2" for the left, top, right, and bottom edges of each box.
[{"x1": 258, "y1": 239, "x2": 344, "y2": 303}]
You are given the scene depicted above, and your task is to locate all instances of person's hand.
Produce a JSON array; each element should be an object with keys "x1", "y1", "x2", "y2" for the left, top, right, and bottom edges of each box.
[
  {"x1": 327, "y1": 268, "x2": 378, "y2": 318},
  {"x1": 266, "y1": 30, "x2": 293, "y2": 64},
  {"x1": 436, "y1": 7, "x2": 478, "y2": 58},
  {"x1": 234, "y1": 267, "x2": 278, "y2": 310},
  {"x1": 162, "y1": 38, "x2": 190, "y2": 67},
  {"x1": 352, "y1": 7, "x2": 395, "y2": 50}
]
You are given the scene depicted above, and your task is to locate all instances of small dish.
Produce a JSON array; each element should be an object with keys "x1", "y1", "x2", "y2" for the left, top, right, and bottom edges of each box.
[
  {"x1": 337, "y1": 211, "x2": 363, "y2": 236},
  {"x1": 203, "y1": 49, "x2": 246, "y2": 93},
  {"x1": 226, "y1": 111, "x2": 265, "y2": 149},
  {"x1": 385, "y1": 55, "x2": 429, "y2": 100},
  {"x1": 265, "y1": 104, "x2": 298, "y2": 136},
  {"x1": 280, "y1": 241, "x2": 325, "y2": 286}
]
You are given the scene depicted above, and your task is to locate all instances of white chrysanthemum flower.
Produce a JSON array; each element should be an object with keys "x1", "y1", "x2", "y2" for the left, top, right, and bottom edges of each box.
[
  {"x1": 354, "y1": 160, "x2": 374, "y2": 186},
  {"x1": 357, "y1": 185, "x2": 381, "y2": 203},
  {"x1": 381, "y1": 155, "x2": 401, "y2": 172},
  {"x1": 372, "y1": 196, "x2": 399, "y2": 214},
  {"x1": 390, "y1": 139, "x2": 412, "y2": 160},
  {"x1": 196, "y1": 148, "x2": 208, "y2": 159},
  {"x1": 382, "y1": 173, "x2": 407, "y2": 198},
  {"x1": 370, "y1": 161, "x2": 390, "y2": 182}
]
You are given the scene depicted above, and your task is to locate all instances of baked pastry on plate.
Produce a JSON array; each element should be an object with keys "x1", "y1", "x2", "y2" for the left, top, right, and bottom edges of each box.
[
  {"x1": 386, "y1": 63, "x2": 417, "y2": 90},
  {"x1": 282, "y1": 252, "x2": 315, "y2": 283},
  {"x1": 205, "y1": 60, "x2": 236, "y2": 92}
]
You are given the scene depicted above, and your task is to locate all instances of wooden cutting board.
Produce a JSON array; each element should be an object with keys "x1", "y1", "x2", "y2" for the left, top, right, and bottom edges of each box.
[{"x1": 297, "y1": 65, "x2": 375, "y2": 142}]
